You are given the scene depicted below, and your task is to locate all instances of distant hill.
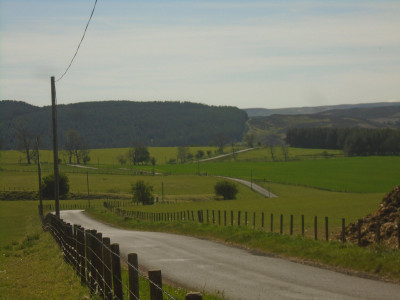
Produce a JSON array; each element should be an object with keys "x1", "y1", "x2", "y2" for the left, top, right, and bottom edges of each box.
[
  {"x1": 248, "y1": 105, "x2": 400, "y2": 144},
  {"x1": 245, "y1": 102, "x2": 400, "y2": 117},
  {"x1": 0, "y1": 100, "x2": 248, "y2": 150}
]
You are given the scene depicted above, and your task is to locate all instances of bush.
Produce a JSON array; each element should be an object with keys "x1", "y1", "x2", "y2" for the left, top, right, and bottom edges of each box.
[
  {"x1": 131, "y1": 180, "x2": 154, "y2": 205},
  {"x1": 41, "y1": 173, "x2": 70, "y2": 199},
  {"x1": 214, "y1": 180, "x2": 238, "y2": 200}
]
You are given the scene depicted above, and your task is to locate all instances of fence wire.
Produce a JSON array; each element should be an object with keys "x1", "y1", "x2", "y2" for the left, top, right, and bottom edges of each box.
[{"x1": 42, "y1": 213, "x2": 177, "y2": 300}]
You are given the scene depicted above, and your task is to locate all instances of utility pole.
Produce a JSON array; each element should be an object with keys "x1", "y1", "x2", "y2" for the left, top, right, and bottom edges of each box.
[
  {"x1": 251, "y1": 169, "x2": 253, "y2": 190},
  {"x1": 51, "y1": 76, "x2": 60, "y2": 217},
  {"x1": 36, "y1": 137, "x2": 43, "y2": 216},
  {"x1": 86, "y1": 171, "x2": 90, "y2": 208}
]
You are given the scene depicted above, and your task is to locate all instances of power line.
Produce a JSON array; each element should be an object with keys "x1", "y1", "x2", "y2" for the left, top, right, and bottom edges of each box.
[{"x1": 56, "y1": 0, "x2": 98, "y2": 83}]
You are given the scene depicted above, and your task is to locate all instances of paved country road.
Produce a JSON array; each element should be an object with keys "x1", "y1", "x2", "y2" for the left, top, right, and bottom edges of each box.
[{"x1": 61, "y1": 210, "x2": 400, "y2": 300}]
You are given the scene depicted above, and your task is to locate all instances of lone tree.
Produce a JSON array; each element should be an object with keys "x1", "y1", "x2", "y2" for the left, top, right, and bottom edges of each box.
[
  {"x1": 64, "y1": 130, "x2": 90, "y2": 164},
  {"x1": 41, "y1": 173, "x2": 70, "y2": 199},
  {"x1": 214, "y1": 180, "x2": 238, "y2": 200},
  {"x1": 127, "y1": 143, "x2": 150, "y2": 165},
  {"x1": 131, "y1": 180, "x2": 154, "y2": 205}
]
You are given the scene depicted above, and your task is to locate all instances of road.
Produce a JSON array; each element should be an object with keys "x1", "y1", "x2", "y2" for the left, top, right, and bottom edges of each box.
[
  {"x1": 199, "y1": 148, "x2": 254, "y2": 162},
  {"x1": 61, "y1": 210, "x2": 400, "y2": 300},
  {"x1": 216, "y1": 176, "x2": 278, "y2": 198}
]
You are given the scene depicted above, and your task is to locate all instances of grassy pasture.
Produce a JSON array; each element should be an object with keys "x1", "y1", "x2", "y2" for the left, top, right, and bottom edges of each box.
[
  {"x1": 114, "y1": 182, "x2": 383, "y2": 239},
  {"x1": 147, "y1": 156, "x2": 400, "y2": 193}
]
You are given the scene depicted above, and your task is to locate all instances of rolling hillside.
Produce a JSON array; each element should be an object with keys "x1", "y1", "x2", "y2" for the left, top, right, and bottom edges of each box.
[
  {"x1": 0, "y1": 100, "x2": 248, "y2": 150},
  {"x1": 247, "y1": 105, "x2": 400, "y2": 144}
]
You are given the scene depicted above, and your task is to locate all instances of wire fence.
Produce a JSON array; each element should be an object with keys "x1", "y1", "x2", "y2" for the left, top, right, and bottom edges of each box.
[
  {"x1": 41, "y1": 211, "x2": 203, "y2": 300},
  {"x1": 104, "y1": 202, "x2": 400, "y2": 249}
]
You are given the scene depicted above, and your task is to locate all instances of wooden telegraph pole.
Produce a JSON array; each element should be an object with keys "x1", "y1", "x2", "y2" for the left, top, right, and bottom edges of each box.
[
  {"x1": 51, "y1": 76, "x2": 60, "y2": 217},
  {"x1": 36, "y1": 137, "x2": 43, "y2": 216}
]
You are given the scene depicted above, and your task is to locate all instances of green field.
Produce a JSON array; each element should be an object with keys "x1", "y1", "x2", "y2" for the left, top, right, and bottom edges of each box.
[
  {"x1": 1, "y1": 147, "x2": 400, "y2": 288},
  {"x1": 2, "y1": 148, "x2": 399, "y2": 193}
]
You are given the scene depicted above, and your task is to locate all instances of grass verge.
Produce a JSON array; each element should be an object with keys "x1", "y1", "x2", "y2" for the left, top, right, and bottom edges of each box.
[
  {"x1": 0, "y1": 201, "x2": 224, "y2": 300},
  {"x1": 87, "y1": 207, "x2": 400, "y2": 283}
]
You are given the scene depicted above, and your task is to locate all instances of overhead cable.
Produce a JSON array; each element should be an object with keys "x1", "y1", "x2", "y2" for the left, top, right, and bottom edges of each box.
[{"x1": 56, "y1": 0, "x2": 98, "y2": 82}]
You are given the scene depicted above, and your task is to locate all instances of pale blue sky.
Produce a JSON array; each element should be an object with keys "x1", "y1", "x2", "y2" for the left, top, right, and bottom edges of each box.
[{"x1": 1, "y1": 0, "x2": 399, "y2": 108}]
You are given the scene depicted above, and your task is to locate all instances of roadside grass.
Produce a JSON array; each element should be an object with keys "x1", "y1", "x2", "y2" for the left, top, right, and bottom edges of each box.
[
  {"x1": 86, "y1": 207, "x2": 400, "y2": 282},
  {"x1": 0, "y1": 201, "x2": 93, "y2": 300},
  {"x1": 108, "y1": 182, "x2": 383, "y2": 240},
  {"x1": 0, "y1": 201, "x2": 225, "y2": 300}
]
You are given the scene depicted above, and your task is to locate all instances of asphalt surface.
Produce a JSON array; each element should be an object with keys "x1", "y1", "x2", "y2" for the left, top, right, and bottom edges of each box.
[
  {"x1": 216, "y1": 176, "x2": 278, "y2": 198},
  {"x1": 61, "y1": 210, "x2": 400, "y2": 300}
]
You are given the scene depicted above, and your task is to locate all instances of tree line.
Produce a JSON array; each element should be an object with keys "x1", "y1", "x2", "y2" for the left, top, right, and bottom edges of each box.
[
  {"x1": 1, "y1": 100, "x2": 248, "y2": 150},
  {"x1": 286, "y1": 127, "x2": 400, "y2": 156}
]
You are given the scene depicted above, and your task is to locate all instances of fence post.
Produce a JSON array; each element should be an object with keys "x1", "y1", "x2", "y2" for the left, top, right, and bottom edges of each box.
[
  {"x1": 261, "y1": 212, "x2": 264, "y2": 229},
  {"x1": 238, "y1": 211, "x2": 241, "y2": 227},
  {"x1": 95, "y1": 232, "x2": 104, "y2": 297},
  {"x1": 186, "y1": 292, "x2": 203, "y2": 300},
  {"x1": 314, "y1": 216, "x2": 318, "y2": 240},
  {"x1": 103, "y1": 237, "x2": 113, "y2": 300},
  {"x1": 301, "y1": 215, "x2": 305, "y2": 237},
  {"x1": 223, "y1": 211, "x2": 226, "y2": 226},
  {"x1": 244, "y1": 211, "x2": 247, "y2": 226},
  {"x1": 111, "y1": 243, "x2": 123, "y2": 300},
  {"x1": 85, "y1": 229, "x2": 93, "y2": 291},
  {"x1": 253, "y1": 212, "x2": 256, "y2": 229},
  {"x1": 270, "y1": 213, "x2": 274, "y2": 232},
  {"x1": 290, "y1": 215, "x2": 293, "y2": 235},
  {"x1": 341, "y1": 218, "x2": 346, "y2": 243},
  {"x1": 149, "y1": 270, "x2": 163, "y2": 300},
  {"x1": 325, "y1": 217, "x2": 329, "y2": 241},
  {"x1": 280, "y1": 214, "x2": 283, "y2": 234},
  {"x1": 231, "y1": 211, "x2": 233, "y2": 226},
  {"x1": 77, "y1": 226, "x2": 86, "y2": 285},
  {"x1": 128, "y1": 253, "x2": 139, "y2": 300}
]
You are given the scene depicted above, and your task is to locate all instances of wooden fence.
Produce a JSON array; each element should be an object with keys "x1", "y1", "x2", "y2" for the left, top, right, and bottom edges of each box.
[
  {"x1": 42, "y1": 212, "x2": 202, "y2": 299},
  {"x1": 104, "y1": 202, "x2": 400, "y2": 249}
]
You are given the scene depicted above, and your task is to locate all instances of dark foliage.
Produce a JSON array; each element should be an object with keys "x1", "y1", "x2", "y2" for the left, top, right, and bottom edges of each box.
[
  {"x1": 0, "y1": 100, "x2": 248, "y2": 149},
  {"x1": 41, "y1": 173, "x2": 70, "y2": 199},
  {"x1": 131, "y1": 180, "x2": 154, "y2": 205},
  {"x1": 286, "y1": 127, "x2": 400, "y2": 156},
  {"x1": 214, "y1": 181, "x2": 238, "y2": 200}
]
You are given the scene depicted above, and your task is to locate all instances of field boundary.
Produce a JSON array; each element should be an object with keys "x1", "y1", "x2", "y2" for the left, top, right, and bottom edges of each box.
[
  {"x1": 103, "y1": 202, "x2": 400, "y2": 249},
  {"x1": 42, "y1": 211, "x2": 203, "y2": 300}
]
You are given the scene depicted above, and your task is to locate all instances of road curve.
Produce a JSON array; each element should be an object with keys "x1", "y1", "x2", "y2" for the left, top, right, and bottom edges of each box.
[
  {"x1": 61, "y1": 210, "x2": 400, "y2": 300},
  {"x1": 216, "y1": 176, "x2": 278, "y2": 198}
]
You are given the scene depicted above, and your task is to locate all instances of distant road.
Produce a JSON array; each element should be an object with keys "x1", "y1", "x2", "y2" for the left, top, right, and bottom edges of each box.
[
  {"x1": 61, "y1": 210, "x2": 400, "y2": 300},
  {"x1": 199, "y1": 148, "x2": 254, "y2": 162},
  {"x1": 216, "y1": 176, "x2": 278, "y2": 198}
]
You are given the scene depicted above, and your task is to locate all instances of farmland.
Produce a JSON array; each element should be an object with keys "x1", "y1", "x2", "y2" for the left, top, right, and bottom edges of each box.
[{"x1": 1, "y1": 146, "x2": 400, "y2": 295}]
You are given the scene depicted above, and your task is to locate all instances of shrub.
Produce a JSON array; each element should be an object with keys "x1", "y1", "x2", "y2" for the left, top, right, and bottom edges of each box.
[
  {"x1": 131, "y1": 180, "x2": 154, "y2": 205},
  {"x1": 41, "y1": 173, "x2": 70, "y2": 199},
  {"x1": 214, "y1": 180, "x2": 238, "y2": 200}
]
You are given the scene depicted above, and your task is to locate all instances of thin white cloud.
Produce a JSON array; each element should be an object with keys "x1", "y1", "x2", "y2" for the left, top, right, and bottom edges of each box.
[{"x1": 1, "y1": 0, "x2": 399, "y2": 108}]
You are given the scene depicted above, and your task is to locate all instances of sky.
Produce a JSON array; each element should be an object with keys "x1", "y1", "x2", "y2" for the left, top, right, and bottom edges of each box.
[{"x1": 1, "y1": 0, "x2": 399, "y2": 109}]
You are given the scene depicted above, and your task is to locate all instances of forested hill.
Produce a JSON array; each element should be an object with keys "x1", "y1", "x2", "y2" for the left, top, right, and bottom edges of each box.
[{"x1": 0, "y1": 100, "x2": 248, "y2": 149}]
